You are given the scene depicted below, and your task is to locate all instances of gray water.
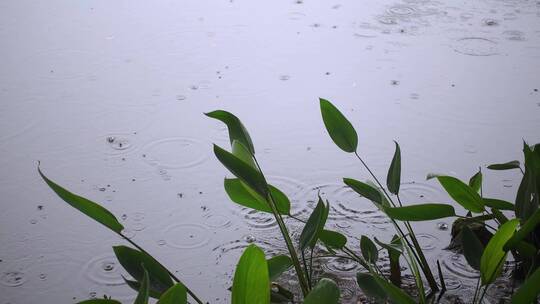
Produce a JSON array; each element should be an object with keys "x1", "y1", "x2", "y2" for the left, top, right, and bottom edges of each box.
[{"x1": 1, "y1": 0, "x2": 540, "y2": 303}]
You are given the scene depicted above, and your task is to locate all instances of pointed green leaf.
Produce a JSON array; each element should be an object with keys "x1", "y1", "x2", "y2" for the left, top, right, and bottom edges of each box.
[
  {"x1": 356, "y1": 273, "x2": 387, "y2": 302},
  {"x1": 387, "y1": 141, "x2": 401, "y2": 195},
  {"x1": 299, "y1": 197, "x2": 329, "y2": 250},
  {"x1": 303, "y1": 278, "x2": 340, "y2": 304},
  {"x1": 372, "y1": 274, "x2": 416, "y2": 304},
  {"x1": 487, "y1": 160, "x2": 520, "y2": 170},
  {"x1": 511, "y1": 266, "x2": 540, "y2": 304},
  {"x1": 360, "y1": 236, "x2": 378, "y2": 263},
  {"x1": 436, "y1": 176, "x2": 485, "y2": 213},
  {"x1": 383, "y1": 203, "x2": 456, "y2": 221},
  {"x1": 231, "y1": 245, "x2": 270, "y2": 304},
  {"x1": 38, "y1": 166, "x2": 124, "y2": 233},
  {"x1": 461, "y1": 226, "x2": 484, "y2": 271},
  {"x1": 319, "y1": 98, "x2": 358, "y2": 153},
  {"x1": 214, "y1": 144, "x2": 268, "y2": 197},
  {"x1": 483, "y1": 198, "x2": 514, "y2": 211},
  {"x1": 343, "y1": 178, "x2": 383, "y2": 205},
  {"x1": 319, "y1": 230, "x2": 347, "y2": 250},
  {"x1": 205, "y1": 110, "x2": 255, "y2": 154},
  {"x1": 267, "y1": 255, "x2": 293, "y2": 281},
  {"x1": 157, "y1": 283, "x2": 187, "y2": 304},
  {"x1": 113, "y1": 246, "x2": 173, "y2": 295},
  {"x1": 469, "y1": 170, "x2": 482, "y2": 193},
  {"x1": 134, "y1": 266, "x2": 149, "y2": 304},
  {"x1": 224, "y1": 178, "x2": 290, "y2": 214},
  {"x1": 480, "y1": 219, "x2": 519, "y2": 285}
]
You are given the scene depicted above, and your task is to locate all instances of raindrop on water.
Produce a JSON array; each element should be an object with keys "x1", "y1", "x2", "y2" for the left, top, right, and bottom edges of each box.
[{"x1": 437, "y1": 222, "x2": 449, "y2": 231}]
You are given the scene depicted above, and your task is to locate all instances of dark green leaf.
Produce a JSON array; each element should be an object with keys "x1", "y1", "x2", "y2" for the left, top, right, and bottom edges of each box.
[
  {"x1": 436, "y1": 176, "x2": 485, "y2": 213},
  {"x1": 157, "y1": 284, "x2": 187, "y2": 304},
  {"x1": 205, "y1": 110, "x2": 255, "y2": 154},
  {"x1": 356, "y1": 273, "x2": 387, "y2": 302},
  {"x1": 134, "y1": 266, "x2": 149, "y2": 304},
  {"x1": 319, "y1": 230, "x2": 347, "y2": 250},
  {"x1": 461, "y1": 226, "x2": 484, "y2": 270},
  {"x1": 383, "y1": 203, "x2": 456, "y2": 221},
  {"x1": 319, "y1": 98, "x2": 358, "y2": 153},
  {"x1": 387, "y1": 141, "x2": 401, "y2": 195},
  {"x1": 372, "y1": 274, "x2": 416, "y2": 304},
  {"x1": 480, "y1": 219, "x2": 519, "y2": 285},
  {"x1": 214, "y1": 144, "x2": 268, "y2": 197},
  {"x1": 374, "y1": 236, "x2": 403, "y2": 255},
  {"x1": 343, "y1": 178, "x2": 383, "y2": 206},
  {"x1": 267, "y1": 255, "x2": 292, "y2": 281},
  {"x1": 360, "y1": 236, "x2": 378, "y2": 263},
  {"x1": 38, "y1": 166, "x2": 124, "y2": 233},
  {"x1": 77, "y1": 300, "x2": 122, "y2": 304},
  {"x1": 224, "y1": 179, "x2": 290, "y2": 214},
  {"x1": 231, "y1": 244, "x2": 270, "y2": 304},
  {"x1": 469, "y1": 170, "x2": 482, "y2": 193},
  {"x1": 512, "y1": 267, "x2": 540, "y2": 304},
  {"x1": 483, "y1": 198, "x2": 514, "y2": 211},
  {"x1": 303, "y1": 278, "x2": 340, "y2": 304},
  {"x1": 270, "y1": 284, "x2": 293, "y2": 303},
  {"x1": 299, "y1": 197, "x2": 329, "y2": 250},
  {"x1": 487, "y1": 160, "x2": 520, "y2": 170},
  {"x1": 113, "y1": 246, "x2": 173, "y2": 295}
]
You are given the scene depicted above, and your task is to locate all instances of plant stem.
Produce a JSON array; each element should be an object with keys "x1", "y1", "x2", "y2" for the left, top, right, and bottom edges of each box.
[{"x1": 119, "y1": 233, "x2": 204, "y2": 304}]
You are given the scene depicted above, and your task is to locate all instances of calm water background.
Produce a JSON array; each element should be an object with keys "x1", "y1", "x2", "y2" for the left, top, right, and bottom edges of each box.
[{"x1": 1, "y1": 0, "x2": 540, "y2": 303}]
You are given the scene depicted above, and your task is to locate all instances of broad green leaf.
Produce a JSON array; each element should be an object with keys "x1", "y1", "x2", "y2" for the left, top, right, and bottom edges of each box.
[
  {"x1": 372, "y1": 274, "x2": 416, "y2": 304},
  {"x1": 38, "y1": 166, "x2": 124, "y2": 233},
  {"x1": 267, "y1": 255, "x2": 292, "y2": 281},
  {"x1": 303, "y1": 278, "x2": 340, "y2": 304},
  {"x1": 78, "y1": 300, "x2": 122, "y2": 304},
  {"x1": 299, "y1": 197, "x2": 329, "y2": 250},
  {"x1": 205, "y1": 110, "x2": 255, "y2": 154},
  {"x1": 224, "y1": 179, "x2": 290, "y2": 214},
  {"x1": 480, "y1": 219, "x2": 519, "y2": 285},
  {"x1": 231, "y1": 245, "x2": 270, "y2": 304},
  {"x1": 483, "y1": 198, "x2": 514, "y2": 211},
  {"x1": 505, "y1": 209, "x2": 540, "y2": 250},
  {"x1": 319, "y1": 98, "x2": 358, "y2": 153},
  {"x1": 319, "y1": 230, "x2": 347, "y2": 250},
  {"x1": 487, "y1": 160, "x2": 520, "y2": 170},
  {"x1": 134, "y1": 266, "x2": 149, "y2": 304},
  {"x1": 113, "y1": 246, "x2": 173, "y2": 295},
  {"x1": 157, "y1": 283, "x2": 187, "y2": 304},
  {"x1": 356, "y1": 273, "x2": 387, "y2": 302},
  {"x1": 214, "y1": 144, "x2": 268, "y2": 197},
  {"x1": 461, "y1": 226, "x2": 484, "y2": 270},
  {"x1": 231, "y1": 140, "x2": 257, "y2": 169},
  {"x1": 387, "y1": 141, "x2": 401, "y2": 195},
  {"x1": 343, "y1": 178, "x2": 383, "y2": 205},
  {"x1": 511, "y1": 266, "x2": 540, "y2": 304},
  {"x1": 469, "y1": 170, "x2": 482, "y2": 193},
  {"x1": 360, "y1": 236, "x2": 378, "y2": 263},
  {"x1": 436, "y1": 176, "x2": 485, "y2": 213},
  {"x1": 383, "y1": 203, "x2": 456, "y2": 221}
]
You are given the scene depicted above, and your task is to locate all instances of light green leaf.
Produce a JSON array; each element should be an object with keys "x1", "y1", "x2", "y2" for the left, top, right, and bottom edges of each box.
[
  {"x1": 461, "y1": 226, "x2": 484, "y2": 271},
  {"x1": 205, "y1": 110, "x2": 255, "y2": 154},
  {"x1": 299, "y1": 197, "x2": 329, "y2": 250},
  {"x1": 360, "y1": 236, "x2": 378, "y2": 263},
  {"x1": 157, "y1": 283, "x2": 187, "y2": 304},
  {"x1": 319, "y1": 98, "x2": 358, "y2": 153},
  {"x1": 319, "y1": 230, "x2": 347, "y2": 250},
  {"x1": 383, "y1": 203, "x2": 456, "y2": 221},
  {"x1": 231, "y1": 140, "x2": 257, "y2": 169},
  {"x1": 480, "y1": 219, "x2": 519, "y2": 285},
  {"x1": 436, "y1": 176, "x2": 485, "y2": 213},
  {"x1": 356, "y1": 273, "x2": 387, "y2": 302},
  {"x1": 267, "y1": 255, "x2": 292, "y2": 281},
  {"x1": 511, "y1": 266, "x2": 540, "y2": 304},
  {"x1": 303, "y1": 278, "x2": 340, "y2": 304},
  {"x1": 231, "y1": 245, "x2": 270, "y2": 304},
  {"x1": 387, "y1": 141, "x2": 401, "y2": 195},
  {"x1": 487, "y1": 160, "x2": 520, "y2": 170},
  {"x1": 38, "y1": 166, "x2": 124, "y2": 233},
  {"x1": 134, "y1": 266, "x2": 149, "y2": 304},
  {"x1": 224, "y1": 179, "x2": 290, "y2": 214}
]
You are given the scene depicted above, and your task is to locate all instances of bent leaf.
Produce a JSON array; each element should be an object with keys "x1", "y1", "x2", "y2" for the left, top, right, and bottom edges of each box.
[
  {"x1": 299, "y1": 197, "x2": 329, "y2": 250},
  {"x1": 303, "y1": 278, "x2": 340, "y2": 304},
  {"x1": 480, "y1": 219, "x2": 519, "y2": 285},
  {"x1": 383, "y1": 203, "x2": 456, "y2": 221},
  {"x1": 320, "y1": 98, "x2": 358, "y2": 153},
  {"x1": 461, "y1": 226, "x2": 484, "y2": 270},
  {"x1": 224, "y1": 178, "x2": 290, "y2": 214},
  {"x1": 436, "y1": 176, "x2": 485, "y2": 213},
  {"x1": 231, "y1": 245, "x2": 270, "y2": 304},
  {"x1": 387, "y1": 141, "x2": 401, "y2": 195},
  {"x1": 319, "y1": 230, "x2": 347, "y2": 250},
  {"x1": 267, "y1": 255, "x2": 292, "y2": 281},
  {"x1": 38, "y1": 166, "x2": 124, "y2": 233},
  {"x1": 487, "y1": 161, "x2": 520, "y2": 170},
  {"x1": 157, "y1": 283, "x2": 187, "y2": 304},
  {"x1": 511, "y1": 267, "x2": 540, "y2": 304},
  {"x1": 205, "y1": 110, "x2": 255, "y2": 154}
]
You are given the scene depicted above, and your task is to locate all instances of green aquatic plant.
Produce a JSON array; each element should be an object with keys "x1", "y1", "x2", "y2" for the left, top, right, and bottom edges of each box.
[{"x1": 37, "y1": 99, "x2": 540, "y2": 303}]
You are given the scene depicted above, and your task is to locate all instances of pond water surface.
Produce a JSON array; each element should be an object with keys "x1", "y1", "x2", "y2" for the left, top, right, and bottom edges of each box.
[{"x1": 1, "y1": 0, "x2": 540, "y2": 303}]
